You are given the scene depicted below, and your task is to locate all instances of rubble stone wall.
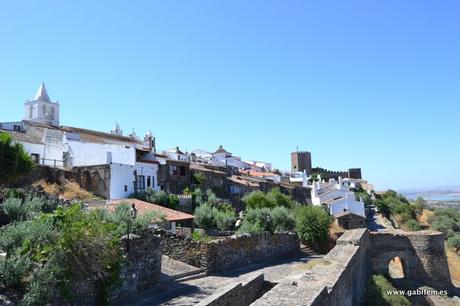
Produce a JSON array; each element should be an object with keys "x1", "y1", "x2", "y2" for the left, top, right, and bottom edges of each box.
[{"x1": 160, "y1": 232, "x2": 299, "y2": 272}]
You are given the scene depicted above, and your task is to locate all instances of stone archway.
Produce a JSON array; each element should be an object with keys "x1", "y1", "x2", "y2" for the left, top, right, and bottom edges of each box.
[{"x1": 369, "y1": 231, "x2": 452, "y2": 291}]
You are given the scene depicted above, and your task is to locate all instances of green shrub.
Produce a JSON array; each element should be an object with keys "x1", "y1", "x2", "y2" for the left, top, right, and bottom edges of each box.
[
  {"x1": 194, "y1": 203, "x2": 217, "y2": 230},
  {"x1": 0, "y1": 132, "x2": 35, "y2": 185},
  {"x1": 295, "y1": 206, "x2": 332, "y2": 244},
  {"x1": 191, "y1": 231, "x2": 211, "y2": 242},
  {"x1": 245, "y1": 208, "x2": 273, "y2": 232},
  {"x1": 236, "y1": 222, "x2": 263, "y2": 235},
  {"x1": 192, "y1": 172, "x2": 206, "y2": 185},
  {"x1": 270, "y1": 206, "x2": 295, "y2": 232},
  {"x1": 405, "y1": 219, "x2": 422, "y2": 231},
  {"x1": 413, "y1": 197, "x2": 426, "y2": 215},
  {"x1": 364, "y1": 274, "x2": 410, "y2": 306},
  {"x1": 0, "y1": 254, "x2": 32, "y2": 288},
  {"x1": 136, "y1": 189, "x2": 179, "y2": 209},
  {"x1": 3, "y1": 197, "x2": 27, "y2": 222},
  {"x1": 215, "y1": 211, "x2": 235, "y2": 231},
  {"x1": 243, "y1": 190, "x2": 276, "y2": 209},
  {"x1": 430, "y1": 215, "x2": 458, "y2": 238},
  {"x1": 266, "y1": 188, "x2": 293, "y2": 208},
  {"x1": 447, "y1": 234, "x2": 460, "y2": 252}
]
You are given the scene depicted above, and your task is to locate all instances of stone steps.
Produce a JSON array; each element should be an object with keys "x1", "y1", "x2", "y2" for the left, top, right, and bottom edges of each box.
[{"x1": 172, "y1": 270, "x2": 208, "y2": 282}]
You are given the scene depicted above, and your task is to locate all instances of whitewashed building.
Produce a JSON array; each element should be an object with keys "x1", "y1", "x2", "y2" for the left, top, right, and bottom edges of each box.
[
  {"x1": 211, "y1": 145, "x2": 248, "y2": 169},
  {"x1": 244, "y1": 160, "x2": 273, "y2": 172},
  {"x1": 0, "y1": 84, "x2": 160, "y2": 199},
  {"x1": 311, "y1": 177, "x2": 366, "y2": 218}
]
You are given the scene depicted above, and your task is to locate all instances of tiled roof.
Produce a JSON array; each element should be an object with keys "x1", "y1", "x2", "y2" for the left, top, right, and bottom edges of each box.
[
  {"x1": 227, "y1": 175, "x2": 259, "y2": 187},
  {"x1": 108, "y1": 199, "x2": 194, "y2": 222},
  {"x1": 334, "y1": 210, "x2": 366, "y2": 219},
  {"x1": 190, "y1": 163, "x2": 227, "y2": 175},
  {"x1": 241, "y1": 170, "x2": 278, "y2": 178}
]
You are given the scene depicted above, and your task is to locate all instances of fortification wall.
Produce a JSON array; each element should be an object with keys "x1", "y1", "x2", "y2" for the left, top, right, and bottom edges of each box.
[
  {"x1": 160, "y1": 232, "x2": 299, "y2": 272},
  {"x1": 252, "y1": 229, "x2": 453, "y2": 305},
  {"x1": 369, "y1": 231, "x2": 452, "y2": 291}
]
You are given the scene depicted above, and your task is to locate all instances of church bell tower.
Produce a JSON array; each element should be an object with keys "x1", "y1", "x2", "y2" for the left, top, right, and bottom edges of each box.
[{"x1": 24, "y1": 83, "x2": 60, "y2": 126}]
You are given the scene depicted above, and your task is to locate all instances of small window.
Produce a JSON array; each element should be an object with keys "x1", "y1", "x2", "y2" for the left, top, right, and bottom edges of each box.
[
  {"x1": 13, "y1": 125, "x2": 21, "y2": 132},
  {"x1": 31, "y1": 153, "x2": 40, "y2": 164},
  {"x1": 137, "y1": 175, "x2": 146, "y2": 190},
  {"x1": 179, "y1": 166, "x2": 186, "y2": 176},
  {"x1": 152, "y1": 176, "x2": 155, "y2": 187},
  {"x1": 124, "y1": 185, "x2": 128, "y2": 192},
  {"x1": 172, "y1": 165, "x2": 178, "y2": 175},
  {"x1": 147, "y1": 176, "x2": 151, "y2": 188}
]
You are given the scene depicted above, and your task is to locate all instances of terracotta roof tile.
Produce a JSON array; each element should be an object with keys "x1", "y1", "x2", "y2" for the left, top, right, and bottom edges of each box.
[{"x1": 108, "y1": 199, "x2": 194, "y2": 222}]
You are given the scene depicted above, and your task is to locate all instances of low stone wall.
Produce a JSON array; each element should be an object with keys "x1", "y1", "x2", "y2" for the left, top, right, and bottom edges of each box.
[
  {"x1": 197, "y1": 273, "x2": 265, "y2": 306},
  {"x1": 161, "y1": 232, "x2": 300, "y2": 272},
  {"x1": 206, "y1": 232, "x2": 299, "y2": 272},
  {"x1": 161, "y1": 234, "x2": 208, "y2": 268}
]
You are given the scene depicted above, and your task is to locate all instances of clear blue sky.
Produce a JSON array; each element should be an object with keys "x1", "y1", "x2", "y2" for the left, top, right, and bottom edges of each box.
[{"x1": 1, "y1": 1, "x2": 459, "y2": 190}]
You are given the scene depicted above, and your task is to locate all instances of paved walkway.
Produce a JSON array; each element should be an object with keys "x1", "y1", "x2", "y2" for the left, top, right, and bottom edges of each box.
[
  {"x1": 125, "y1": 250, "x2": 322, "y2": 306},
  {"x1": 367, "y1": 205, "x2": 394, "y2": 232}
]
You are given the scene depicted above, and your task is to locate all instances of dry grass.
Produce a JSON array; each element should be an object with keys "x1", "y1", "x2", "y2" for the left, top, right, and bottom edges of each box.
[
  {"x1": 417, "y1": 209, "x2": 434, "y2": 227},
  {"x1": 445, "y1": 242, "x2": 460, "y2": 287},
  {"x1": 33, "y1": 179, "x2": 95, "y2": 201}
]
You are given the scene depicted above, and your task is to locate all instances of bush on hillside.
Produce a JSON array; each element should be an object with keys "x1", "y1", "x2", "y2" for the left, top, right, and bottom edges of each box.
[
  {"x1": 2, "y1": 195, "x2": 58, "y2": 222},
  {"x1": 295, "y1": 205, "x2": 332, "y2": 245},
  {"x1": 0, "y1": 132, "x2": 35, "y2": 185},
  {"x1": 405, "y1": 219, "x2": 422, "y2": 231},
  {"x1": 243, "y1": 190, "x2": 275, "y2": 209},
  {"x1": 194, "y1": 203, "x2": 217, "y2": 230},
  {"x1": 236, "y1": 221, "x2": 263, "y2": 235},
  {"x1": 136, "y1": 189, "x2": 179, "y2": 209},
  {"x1": 447, "y1": 234, "x2": 460, "y2": 253},
  {"x1": 215, "y1": 211, "x2": 235, "y2": 231},
  {"x1": 244, "y1": 208, "x2": 273, "y2": 232},
  {"x1": 270, "y1": 206, "x2": 295, "y2": 233}
]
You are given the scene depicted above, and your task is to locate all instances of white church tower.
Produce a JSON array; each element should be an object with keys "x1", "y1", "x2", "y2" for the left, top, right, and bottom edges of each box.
[{"x1": 24, "y1": 83, "x2": 60, "y2": 126}]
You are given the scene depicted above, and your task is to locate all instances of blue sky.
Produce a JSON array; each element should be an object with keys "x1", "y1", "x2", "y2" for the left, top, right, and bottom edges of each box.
[{"x1": 1, "y1": 1, "x2": 459, "y2": 190}]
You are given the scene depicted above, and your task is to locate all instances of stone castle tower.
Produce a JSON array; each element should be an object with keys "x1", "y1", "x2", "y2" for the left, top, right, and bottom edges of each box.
[
  {"x1": 24, "y1": 83, "x2": 60, "y2": 126},
  {"x1": 291, "y1": 150, "x2": 312, "y2": 174}
]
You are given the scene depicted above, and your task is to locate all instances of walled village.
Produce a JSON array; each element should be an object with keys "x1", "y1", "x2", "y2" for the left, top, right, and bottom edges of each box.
[{"x1": 0, "y1": 84, "x2": 459, "y2": 305}]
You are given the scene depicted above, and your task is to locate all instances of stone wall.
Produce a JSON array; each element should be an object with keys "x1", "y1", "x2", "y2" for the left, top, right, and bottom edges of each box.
[
  {"x1": 161, "y1": 232, "x2": 300, "y2": 272},
  {"x1": 369, "y1": 231, "x2": 452, "y2": 291},
  {"x1": 196, "y1": 273, "x2": 265, "y2": 306},
  {"x1": 206, "y1": 232, "x2": 299, "y2": 272},
  {"x1": 252, "y1": 229, "x2": 453, "y2": 305},
  {"x1": 57, "y1": 232, "x2": 162, "y2": 306},
  {"x1": 252, "y1": 229, "x2": 371, "y2": 306}
]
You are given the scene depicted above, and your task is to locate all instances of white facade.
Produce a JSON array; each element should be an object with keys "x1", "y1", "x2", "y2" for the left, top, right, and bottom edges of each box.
[
  {"x1": 109, "y1": 162, "x2": 160, "y2": 199},
  {"x1": 311, "y1": 177, "x2": 350, "y2": 205},
  {"x1": 1, "y1": 83, "x2": 160, "y2": 200},
  {"x1": 244, "y1": 160, "x2": 273, "y2": 171},
  {"x1": 328, "y1": 194, "x2": 366, "y2": 218}
]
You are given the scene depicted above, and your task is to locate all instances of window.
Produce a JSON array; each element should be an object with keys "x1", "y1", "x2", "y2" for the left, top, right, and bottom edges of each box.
[
  {"x1": 179, "y1": 166, "x2": 186, "y2": 176},
  {"x1": 29, "y1": 105, "x2": 33, "y2": 118},
  {"x1": 152, "y1": 176, "x2": 155, "y2": 187},
  {"x1": 137, "y1": 175, "x2": 145, "y2": 190},
  {"x1": 171, "y1": 165, "x2": 178, "y2": 175},
  {"x1": 31, "y1": 153, "x2": 40, "y2": 164},
  {"x1": 13, "y1": 125, "x2": 21, "y2": 132},
  {"x1": 147, "y1": 176, "x2": 151, "y2": 188},
  {"x1": 124, "y1": 185, "x2": 128, "y2": 192}
]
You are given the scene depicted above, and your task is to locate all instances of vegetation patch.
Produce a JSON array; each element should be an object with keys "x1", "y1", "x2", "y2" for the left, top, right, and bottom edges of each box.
[{"x1": 364, "y1": 274, "x2": 410, "y2": 306}]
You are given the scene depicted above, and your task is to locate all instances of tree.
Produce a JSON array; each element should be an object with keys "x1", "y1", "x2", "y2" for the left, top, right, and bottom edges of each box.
[
  {"x1": 295, "y1": 206, "x2": 332, "y2": 244},
  {"x1": 413, "y1": 197, "x2": 427, "y2": 215},
  {"x1": 0, "y1": 132, "x2": 34, "y2": 185}
]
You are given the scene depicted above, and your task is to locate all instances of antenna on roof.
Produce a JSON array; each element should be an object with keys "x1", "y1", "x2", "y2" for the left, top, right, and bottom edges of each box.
[{"x1": 296, "y1": 146, "x2": 299, "y2": 152}]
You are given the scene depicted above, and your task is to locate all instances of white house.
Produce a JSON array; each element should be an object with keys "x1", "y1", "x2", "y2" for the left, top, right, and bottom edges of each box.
[
  {"x1": 0, "y1": 83, "x2": 160, "y2": 199},
  {"x1": 244, "y1": 160, "x2": 273, "y2": 172},
  {"x1": 310, "y1": 176, "x2": 366, "y2": 218},
  {"x1": 162, "y1": 146, "x2": 188, "y2": 161},
  {"x1": 211, "y1": 145, "x2": 248, "y2": 170}
]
